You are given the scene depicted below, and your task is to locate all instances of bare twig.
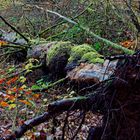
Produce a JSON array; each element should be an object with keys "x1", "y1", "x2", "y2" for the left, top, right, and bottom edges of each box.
[
  {"x1": 62, "y1": 111, "x2": 69, "y2": 140},
  {"x1": 104, "y1": 54, "x2": 138, "y2": 60},
  {"x1": 79, "y1": 77, "x2": 114, "y2": 95},
  {"x1": 0, "y1": 49, "x2": 22, "y2": 57}
]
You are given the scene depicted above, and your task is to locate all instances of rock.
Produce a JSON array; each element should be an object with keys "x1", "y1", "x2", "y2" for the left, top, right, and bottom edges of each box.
[
  {"x1": 1, "y1": 32, "x2": 27, "y2": 44},
  {"x1": 1, "y1": 32, "x2": 17, "y2": 42}
]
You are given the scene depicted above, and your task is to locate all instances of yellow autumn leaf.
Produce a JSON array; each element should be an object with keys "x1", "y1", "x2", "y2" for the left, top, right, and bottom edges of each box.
[
  {"x1": 25, "y1": 63, "x2": 33, "y2": 70},
  {"x1": 19, "y1": 85, "x2": 27, "y2": 91},
  {"x1": 19, "y1": 76, "x2": 26, "y2": 83},
  {"x1": 9, "y1": 104, "x2": 16, "y2": 109},
  {"x1": 28, "y1": 58, "x2": 39, "y2": 63},
  {"x1": 25, "y1": 69, "x2": 32, "y2": 74},
  {"x1": 43, "y1": 98, "x2": 48, "y2": 103}
]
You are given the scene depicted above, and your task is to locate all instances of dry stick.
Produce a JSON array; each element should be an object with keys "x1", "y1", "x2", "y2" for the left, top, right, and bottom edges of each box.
[
  {"x1": 46, "y1": 10, "x2": 134, "y2": 55},
  {"x1": 61, "y1": 111, "x2": 69, "y2": 140},
  {"x1": 0, "y1": 28, "x2": 6, "y2": 33},
  {"x1": 0, "y1": 16, "x2": 29, "y2": 43},
  {"x1": 79, "y1": 77, "x2": 114, "y2": 95},
  {"x1": 104, "y1": 54, "x2": 138, "y2": 61},
  {"x1": 2, "y1": 44, "x2": 27, "y2": 50},
  {"x1": 0, "y1": 49, "x2": 22, "y2": 57}
]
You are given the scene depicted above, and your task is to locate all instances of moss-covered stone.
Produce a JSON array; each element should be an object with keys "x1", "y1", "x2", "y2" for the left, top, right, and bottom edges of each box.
[{"x1": 68, "y1": 44, "x2": 96, "y2": 63}]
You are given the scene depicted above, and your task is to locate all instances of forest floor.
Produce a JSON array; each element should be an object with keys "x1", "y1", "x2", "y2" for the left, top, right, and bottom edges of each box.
[
  {"x1": 0, "y1": 1, "x2": 139, "y2": 140},
  {"x1": 0, "y1": 65, "x2": 102, "y2": 139}
]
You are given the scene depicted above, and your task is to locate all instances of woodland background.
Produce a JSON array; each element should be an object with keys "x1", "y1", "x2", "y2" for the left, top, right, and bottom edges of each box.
[{"x1": 0, "y1": 0, "x2": 140, "y2": 140}]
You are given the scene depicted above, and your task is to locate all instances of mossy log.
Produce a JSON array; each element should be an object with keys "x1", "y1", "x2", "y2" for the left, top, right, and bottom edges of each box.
[{"x1": 27, "y1": 41, "x2": 105, "y2": 80}]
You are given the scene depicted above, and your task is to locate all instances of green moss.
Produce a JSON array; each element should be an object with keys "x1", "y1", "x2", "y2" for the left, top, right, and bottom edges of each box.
[
  {"x1": 68, "y1": 44, "x2": 96, "y2": 63},
  {"x1": 90, "y1": 58, "x2": 104, "y2": 64},
  {"x1": 47, "y1": 41, "x2": 72, "y2": 65},
  {"x1": 47, "y1": 42, "x2": 104, "y2": 66},
  {"x1": 81, "y1": 52, "x2": 104, "y2": 64}
]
